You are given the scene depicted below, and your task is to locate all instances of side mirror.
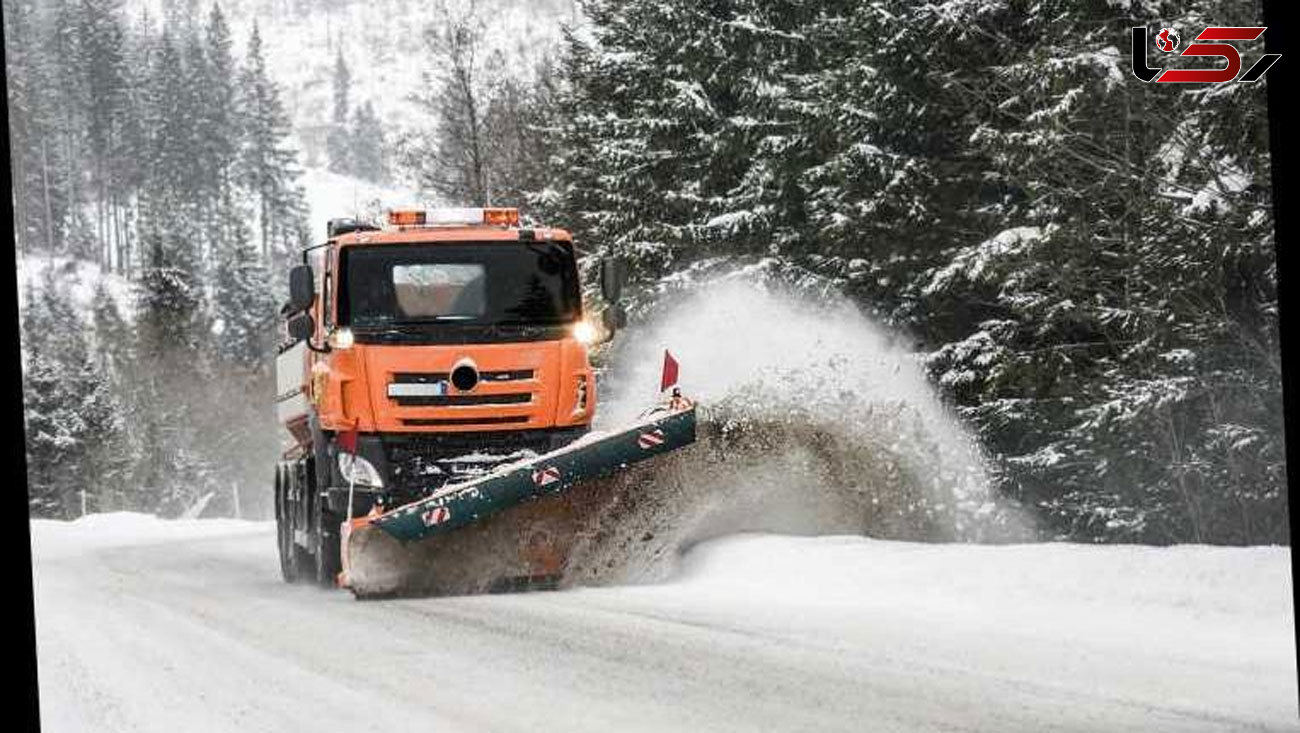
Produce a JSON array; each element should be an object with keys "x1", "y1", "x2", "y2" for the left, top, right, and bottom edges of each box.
[
  {"x1": 600, "y1": 257, "x2": 627, "y2": 304},
  {"x1": 287, "y1": 265, "x2": 315, "y2": 314},
  {"x1": 287, "y1": 312, "x2": 315, "y2": 343},
  {"x1": 601, "y1": 304, "x2": 627, "y2": 339}
]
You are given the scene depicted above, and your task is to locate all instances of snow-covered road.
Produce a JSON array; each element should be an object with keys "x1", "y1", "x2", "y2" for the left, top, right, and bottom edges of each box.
[{"x1": 31, "y1": 515, "x2": 1298, "y2": 732}]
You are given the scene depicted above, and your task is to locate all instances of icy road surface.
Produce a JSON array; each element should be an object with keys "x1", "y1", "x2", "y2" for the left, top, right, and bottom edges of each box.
[{"x1": 31, "y1": 514, "x2": 1298, "y2": 732}]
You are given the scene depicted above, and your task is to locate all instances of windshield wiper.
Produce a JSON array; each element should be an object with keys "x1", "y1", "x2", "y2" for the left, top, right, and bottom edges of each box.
[
  {"x1": 345, "y1": 326, "x2": 407, "y2": 342},
  {"x1": 388, "y1": 316, "x2": 476, "y2": 325}
]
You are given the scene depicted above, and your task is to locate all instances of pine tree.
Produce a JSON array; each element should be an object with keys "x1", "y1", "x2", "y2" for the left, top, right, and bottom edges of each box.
[
  {"x1": 548, "y1": 1, "x2": 842, "y2": 277},
  {"x1": 327, "y1": 49, "x2": 352, "y2": 175},
  {"x1": 14, "y1": 0, "x2": 315, "y2": 519},
  {"x1": 134, "y1": 26, "x2": 212, "y2": 512},
  {"x1": 9, "y1": 0, "x2": 84, "y2": 255},
  {"x1": 238, "y1": 22, "x2": 309, "y2": 265},
  {"x1": 107, "y1": 7, "x2": 154, "y2": 273},
  {"x1": 4, "y1": 0, "x2": 68, "y2": 253},
  {"x1": 346, "y1": 101, "x2": 384, "y2": 183},
  {"x1": 137, "y1": 31, "x2": 204, "y2": 278},
  {"x1": 480, "y1": 55, "x2": 555, "y2": 208},
  {"x1": 403, "y1": 1, "x2": 491, "y2": 204},
  {"x1": 915, "y1": 1, "x2": 1281, "y2": 543},
  {"x1": 206, "y1": 218, "x2": 278, "y2": 516},
  {"x1": 211, "y1": 221, "x2": 277, "y2": 370},
  {"x1": 200, "y1": 4, "x2": 241, "y2": 210},
  {"x1": 75, "y1": 0, "x2": 132, "y2": 266},
  {"x1": 90, "y1": 283, "x2": 133, "y2": 377},
  {"x1": 547, "y1": 0, "x2": 1283, "y2": 543},
  {"x1": 131, "y1": 234, "x2": 213, "y2": 515},
  {"x1": 22, "y1": 269, "x2": 124, "y2": 517}
]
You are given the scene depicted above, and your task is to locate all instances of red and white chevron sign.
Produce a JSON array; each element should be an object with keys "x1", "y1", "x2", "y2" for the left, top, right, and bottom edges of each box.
[
  {"x1": 638, "y1": 429, "x2": 666, "y2": 450},
  {"x1": 421, "y1": 506, "x2": 452, "y2": 527},
  {"x1": 532, "y1": 466, "x2": 561, "y2": 487}
]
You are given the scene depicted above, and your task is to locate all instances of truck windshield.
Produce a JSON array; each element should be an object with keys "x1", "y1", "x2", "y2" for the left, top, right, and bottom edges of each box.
[{"x1": 339, "y1": 242, "x2": 581, "y2": 330}]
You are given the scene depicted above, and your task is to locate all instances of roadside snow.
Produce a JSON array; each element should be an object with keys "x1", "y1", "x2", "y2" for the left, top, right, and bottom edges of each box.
[
  {"x1": 30, "y1": 512, "x2": 268, "y2": 560},
  {"x1": 28, "y1": 514, "x2": 1298, "y2": 731},
  {"x1": 628, "y1": 535, "x2": 1293, "y2": 662}
]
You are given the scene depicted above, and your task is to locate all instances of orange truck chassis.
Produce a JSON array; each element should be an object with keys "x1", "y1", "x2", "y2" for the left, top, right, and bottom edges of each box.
[{"x1": 273, "y1": 207, "x2": 692, "y2": 596}]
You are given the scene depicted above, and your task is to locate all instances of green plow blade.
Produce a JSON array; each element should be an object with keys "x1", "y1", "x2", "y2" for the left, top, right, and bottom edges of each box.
[{"x1": 369, "y1": 406, "x2": 697, "y2": 543}]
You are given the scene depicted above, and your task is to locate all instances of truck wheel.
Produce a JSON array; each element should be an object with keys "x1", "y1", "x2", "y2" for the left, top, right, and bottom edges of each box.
[
  {"x1": 275, "y1": 466, "x2": 301, "y2": 583},
  {"x1": 314, "y1": 503, "x2": 342, "y2": 587},
  {"x1": 309, "y1": 450, "x2": 341, "y2": 587},
  {"x1": 277, "y1": 462, "x2": 314, "y2": 583}
]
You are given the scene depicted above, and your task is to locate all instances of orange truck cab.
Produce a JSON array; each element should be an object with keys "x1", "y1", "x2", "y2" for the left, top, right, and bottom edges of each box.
[{"x1": 273, "y1": 207, "x2": 627, "y2": 585}]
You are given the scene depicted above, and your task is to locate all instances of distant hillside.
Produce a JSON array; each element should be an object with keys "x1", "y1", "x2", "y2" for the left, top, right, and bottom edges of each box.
[
  {"x1": 16, "y1": 254, "x2": 135, "y2": 319},
  {"x1": 17, "y1": 166, "x2": 416, "y2": 322},
  {"x1": 128, "y1": 0, "x2": 577, "y2": 172},
  {"x1": 299, "y1": 166, "x2": 422, "y2": 236}
]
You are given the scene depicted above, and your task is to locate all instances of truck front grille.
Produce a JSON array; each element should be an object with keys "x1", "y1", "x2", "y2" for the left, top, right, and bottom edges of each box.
[
  {"x1": 401, "y1": 416, "x2": 529, "y2": 427},
  {"x1": 381, "y1": 427, "x2": 586, "y2": 498},
  {"x1": 391, "y1": 370, "x2": 535, "y2": 383},
  {"x1": 389, "y1": 371, "x2": 537, "y2": 407},
  {"x1": 393, "y1": 393, "x2": 532, "y2": 407}
]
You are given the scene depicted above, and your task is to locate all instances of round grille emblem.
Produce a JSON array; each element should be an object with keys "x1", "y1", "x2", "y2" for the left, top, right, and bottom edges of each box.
[{"x1": 450, "y1": 361, "x2": 479, "y2": 391}]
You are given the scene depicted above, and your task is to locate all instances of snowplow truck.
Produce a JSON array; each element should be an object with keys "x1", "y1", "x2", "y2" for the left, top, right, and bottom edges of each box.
[{"x1": 274, "y1": 207, "x2": 696, "y2": 598}]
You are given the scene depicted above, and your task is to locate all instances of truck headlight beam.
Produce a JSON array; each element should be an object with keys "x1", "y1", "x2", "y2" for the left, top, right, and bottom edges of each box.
[
  {"x1": 572, "y1": 320, "x2": 599, "y2": 345},
  {"x1": 328, "y1": 327, "x2": 355, "y2": 350}
]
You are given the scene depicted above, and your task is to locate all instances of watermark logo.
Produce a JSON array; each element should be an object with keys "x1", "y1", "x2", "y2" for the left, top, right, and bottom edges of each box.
[
  {"x1": 1155, "y1": 28, "x2": 1180, "y2": 53},
  {"x1": 1132, "y1": 26, "x2": 1281, "y2": 83}
]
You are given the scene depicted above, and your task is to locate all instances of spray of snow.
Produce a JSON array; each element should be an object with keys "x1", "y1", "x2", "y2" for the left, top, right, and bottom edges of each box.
[{"x1": 566, "y1": 273, "x2": 1035, "y2": 585}]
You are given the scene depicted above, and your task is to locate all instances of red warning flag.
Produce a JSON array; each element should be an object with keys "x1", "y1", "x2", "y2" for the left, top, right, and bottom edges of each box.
[
  {"x1": 338, "y1": 424, "x2": 359, "y2": 454},
  {"x1": 661, "y1": 349, "x2": 679, "y2": 392}
]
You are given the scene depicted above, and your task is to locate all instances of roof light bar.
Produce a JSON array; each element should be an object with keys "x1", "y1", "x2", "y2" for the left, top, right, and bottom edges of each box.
[
  {"x1": 387, "y1": 209, "x2": 426, "y2": 226},
  {"x1": 424, "y1": 208, "x2": 485, "y2": 225},
  {"x1": 384, "y1": 207, "x2": 522, "y2": 228},
  {"x1": 482, "y1": 208, "x2": 520, "y2": 227}
]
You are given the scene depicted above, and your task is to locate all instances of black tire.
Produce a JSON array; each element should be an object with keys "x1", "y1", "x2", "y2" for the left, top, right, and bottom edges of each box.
[
  {"x1": 311, "y1": 454, "x2": 343, "y2": 588},
  {"x1": 275, "y1": 465, "x2": 301, "y2": 583},
  {"x1": 314, "y1": 503, "x2": 342, "y2": 587},
  {"x1": 277, "y1": 462, "x2": 314, "y2": 583}
]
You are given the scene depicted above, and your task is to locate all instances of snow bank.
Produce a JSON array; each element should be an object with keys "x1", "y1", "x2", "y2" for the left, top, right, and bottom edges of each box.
[
  {"x1": 605, "y1": 534, "x2": 1295, "y2": 669},
  {"x1": 669, "y1": 534, "x2": 1293, "y2": 619},
  {"x1": 31, "y1": 512, "x2": 269, "y2": 560}
]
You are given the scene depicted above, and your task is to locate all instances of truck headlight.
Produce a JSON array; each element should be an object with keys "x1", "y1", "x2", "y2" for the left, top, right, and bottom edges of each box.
[
  {"x1": 571, "y1": 320, "x2": 599, "y2": 345},
  {"x1": 328, "y1": 327, "x2": 355, "y2": 350},
  {"x1": 338, "y1": 452, "x2": 383, "y2": 488}
]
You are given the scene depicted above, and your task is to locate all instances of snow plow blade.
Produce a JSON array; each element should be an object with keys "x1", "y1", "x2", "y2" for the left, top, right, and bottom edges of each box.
[{"x1": 339, "y1": 405, "x2": 697, "y2": 597}]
